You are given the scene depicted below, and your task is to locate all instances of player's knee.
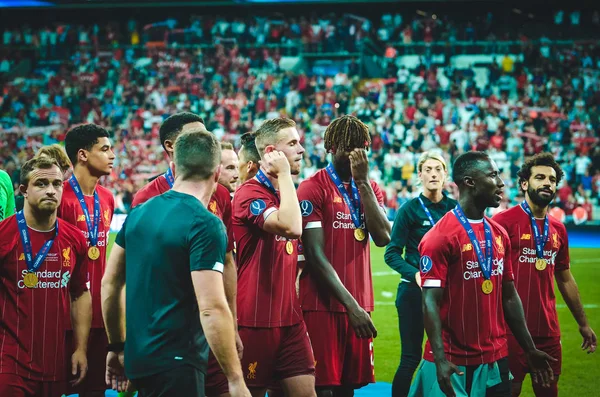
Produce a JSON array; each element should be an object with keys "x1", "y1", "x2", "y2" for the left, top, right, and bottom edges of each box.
[
  {"x1": 532, "y1": 378, "x2": 558, "y2": 397},
  {"x1": 511, "y1": 381, "x2": 523, "y2": 397}
]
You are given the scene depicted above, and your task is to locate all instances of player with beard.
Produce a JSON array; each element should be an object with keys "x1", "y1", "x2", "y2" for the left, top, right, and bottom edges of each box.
[
  {"x1": 219, "y1": 142, "x2": 240, "y2": 194},
  {"x1": 493, "y1": 153, "x2": 596, "y2": 397},
  {"x1": 59, "y1": 124, "x2": 115, "y2": 397},
  {"x1": 131, "y1": 112, "x2": 241, "y2": 397},
  {"x1": 238, "y1": 132, "x2": 260, "y2": 184},
  {"x1": 410, "y1": 152, "x2": 555, "y2": 397},
  {"x1": 297, "y1": 115, "x2": 390, "y2": 397},
  {"x1": 232, "y1": 118, "x2": 316, "y2": 397},
  {"x1": 0, "y1": 157, "x2": 91, "y2": 397}
]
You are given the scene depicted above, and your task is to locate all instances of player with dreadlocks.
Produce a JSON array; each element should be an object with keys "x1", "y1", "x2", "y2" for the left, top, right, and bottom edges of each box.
[{"x1": 297, "y1": 115, "x2": 391, "y2": 397}]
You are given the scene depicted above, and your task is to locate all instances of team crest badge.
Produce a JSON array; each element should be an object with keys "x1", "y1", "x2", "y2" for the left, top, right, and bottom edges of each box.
[{"x1": 495, "y1": 235, "x2": 504, "y2": 254}]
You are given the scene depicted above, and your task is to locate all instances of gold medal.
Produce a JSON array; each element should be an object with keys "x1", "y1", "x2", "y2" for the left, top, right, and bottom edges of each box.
[
  {"x1": 354, "y1": 228, "x2": 366, "y2": 242},
  {"x1": 88, "y1": 246, "x2": 100, "y2": 260},
  {"x1": 285, "y1": 241, "x2": 294, "y2": 255},
  {"x1": 535, "y1": 258, "x2": 547, "y2": 271},
  {"x1": 23, "y1": 272, "x2": 38, "y2": 288},
  {"x1": 481, "y1": 279, "x2": 493, "y2": 295}
]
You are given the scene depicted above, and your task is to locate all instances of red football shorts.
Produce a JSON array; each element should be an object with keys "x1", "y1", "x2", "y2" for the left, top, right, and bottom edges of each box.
[
  {"x1": 205, "y1": 351, "x2": 229, "y2": 396},
  {"x1": 65, "y1": 328, "x2": 108, "y2": 394},
  {"x1": 0, "y1": 374, "x2": 68, "y2": 397},
  {"x1": 239, "y1": 321, "x2": 315, "y2": 388},
  {"x1": 508, "y1": 334, "x2": 562, "y2": 382},
  {"x1": 303, "y1": 311, "x2": 375, "y2": 388}
]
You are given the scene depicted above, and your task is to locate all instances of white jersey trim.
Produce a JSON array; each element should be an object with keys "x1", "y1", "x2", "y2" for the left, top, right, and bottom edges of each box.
[
  {"x1": 297, "y1": 255, "x2": 305, "y2": 262},
  {"x1": 305, "y1": 221, "x2": 322, "y2": 229},
  {"x1": 423, "y1": 279, "x2": 442, "y2": 288},
  {"x1": 263, "y1": 207, "x2": 277, "y2": 221}
]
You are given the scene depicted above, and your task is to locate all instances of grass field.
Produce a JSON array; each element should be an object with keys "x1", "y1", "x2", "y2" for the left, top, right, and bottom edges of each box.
[{"x1": 108, "y1": 235, "x2": 599, "y2": 395}]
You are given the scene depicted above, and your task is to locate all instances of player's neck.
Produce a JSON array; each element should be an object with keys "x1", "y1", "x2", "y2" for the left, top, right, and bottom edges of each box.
[
  {"x1": 525, "y1": 195, "x2": 548, "y2": 218},
  {"x1": 73, "y1": 166, "x2": 100, "y2": 196},
  {"x1": 172, "y1": 180, "x2": 213, "y2": 207},
  {"x1": 458, "y1": 196, "x2": 485, "y2": 220},
  {"x1": 332, "y1": 162, "x2": 352, "y2": 183},
  {"x1": 423, "y1": 188, "x2": 443, "y2": 203},
  {"x1": 258, "y1": 167, "x2": 280, "y2": 190},
  {"x1": 23, "y1": 204, "x2": 56, "y2": 231}
]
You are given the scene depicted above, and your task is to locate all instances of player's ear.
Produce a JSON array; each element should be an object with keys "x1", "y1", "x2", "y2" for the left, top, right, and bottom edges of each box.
[
  {"x1": 464, "y1": 176, "x2": 475, "y2": 188},
  {"x1": 520, "y1": 180, "x2": 528, "y2": 192},
  {"x1": 214, "y1": 164, "x2": 222, "y2": 184},
  {"x1": 164, "y1": 139, "x2": 175, "y2": 158},
  {"x1": 264, "y1": 145, "x2": 275, "y2": 154},
  {"x1": 19, "y1": 184, "x2": 28, "y2": 197},
  {"x1": 77, "y1": 148, "x2": 88, "y2": 164}
]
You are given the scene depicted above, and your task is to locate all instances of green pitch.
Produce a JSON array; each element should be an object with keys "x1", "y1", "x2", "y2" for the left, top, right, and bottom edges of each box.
[{"x1": 108, "y1": 235, "x2": 599, "y2": 395}]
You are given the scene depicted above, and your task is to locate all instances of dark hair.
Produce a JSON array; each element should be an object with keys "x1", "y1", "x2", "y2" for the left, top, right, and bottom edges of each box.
[
  {"x1": 517, "y1": 152, "x2": 564, "y2": 190},
  {"x1": 20, "y1": 157, "x2": 61, "y2": 186},
  {"x1": 324, "y1": 115, "x2": 371, "y2": 153},
  {"x1": 220, "y1": 142, "x2": 234, "y2": 151},
  {"x1": 254, "y1": 118, "x2": 296, "y2": 155},
  {"x1": 65, "y1": 124, "x2": 110, "y2": 165},
  {"x1": 159, "y1": 112, "x2": 205, "y2": 151},
  {"x1": 174, "y1": 128, "x2": 221, "y2": 181},
  {"x1": 240, "y1": 132, "x2": 260, "y2": 163},
  {"x1": 452, "y1": 151, "x2": 491, "y2": 186}
]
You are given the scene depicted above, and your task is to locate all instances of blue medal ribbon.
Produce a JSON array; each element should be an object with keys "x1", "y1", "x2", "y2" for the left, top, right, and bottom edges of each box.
[
  {"x1": 256, "y1": 169, "x2": 277, "y2": 195},
  {"x1": 418, "y1": 196, "x2": 437, "y2": 226},
  {"x1": 164, "y1": 167, "x2": 175, "y2": 189},
  {"x1": 326, "y1": 163, "x2": 362, "y2": 229},
  {"x1": 68, "y1": 175, "x2": 100, "y2": 247},
  {"x1": 521, "y1": 200, "x2": 549, "y2": 259},
  {"x1": 16, "y1": 210, "x2": 58, "y2": 273},
  {"x1": 453, "y1": 204, "x2": 493, "y2": 280}
]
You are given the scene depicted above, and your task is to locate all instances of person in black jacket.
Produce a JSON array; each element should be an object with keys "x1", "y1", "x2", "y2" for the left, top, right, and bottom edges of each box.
[{"x1": 384, "y1": 152, "x2": 457, "y2": 397}]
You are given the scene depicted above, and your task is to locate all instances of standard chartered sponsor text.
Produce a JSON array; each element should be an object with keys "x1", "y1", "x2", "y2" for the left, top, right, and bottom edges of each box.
[
  {"x1": 463, "y1": 258, "x2": 504, "y2": 280},
  {"x1": 518, "y1": 248, "x2": 557, "y2": 265},
  {"x1": 18, "y1": 269, "x2": 71, "y2": 289},
  {"x1": 333, "y1": 211, "x2": 364, "y2": 230}
]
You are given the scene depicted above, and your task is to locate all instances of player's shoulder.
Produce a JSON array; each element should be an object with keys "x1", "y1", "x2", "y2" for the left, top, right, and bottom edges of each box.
[
  {"x1": 0, "y1": 214, "x2": 17, "y2": 234},
  {"x1": 213, "y1": 183, "x2": 231, "y2": 204},
  {"x1": 299, "y1": 168, "x2": 327, "y2": 189},
  {"x1": 0, "y1": 169, "x2": 11, "y2": 184},
  {"x1": 96, "y1": 184, "x2": 114, "y2": 201},
  {"x1": 424, "y1": 211, "x2": 456, "y2": 241},
  {"x1": 0, "y1": 215, "x2": 18, "y2": 255},
  {"x1": 492, "y1": 204, "x2": 522, "y2": 226},
  {"x1": 548, "y1": 212, "x2": 567, "y2": 233},
  {"x1": 486, "y1": 216, "x2": 510, "y2": 238},
  {"x1": 132, "y1": 177, "x2": 166, "y2": 207},
  {"x1": 57, "y1": 218, "x2": 87, "y2": 245},
  {"x1": 233, "y1": 179, "x2": 267, "y2": 202}
]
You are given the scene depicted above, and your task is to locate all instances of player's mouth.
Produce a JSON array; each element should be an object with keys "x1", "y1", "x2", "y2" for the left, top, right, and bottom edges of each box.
[
  {"x1": 494, "y1": 190, "x2": 503, "y2": 200},
  {"x1": 538, "y1": 188, "x2": 553, "y2": 197}
]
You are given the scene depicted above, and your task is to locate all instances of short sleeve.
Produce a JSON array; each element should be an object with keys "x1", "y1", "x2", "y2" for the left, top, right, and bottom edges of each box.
[
  {"x1": 418, "y1": 228, "x2": 451, "y2": 288},
  {"x1": 115, "y1": 217, "x2": 127, "y2": 248},
  {"x1": 70, "y1": 234, "x2": 90, "y2": 298},
  {"x1": 297, "y1": 179, "x2": 324, "y2": 230},
  {"x1": 236, "y1": 185, "x2": 279, "y2": 231},
  {"x1": 554, "y1": 224, "x2": 570, "y2": 272},
  {"x1": 189, "y1": 216, "x2": 227, "y2": 272}
]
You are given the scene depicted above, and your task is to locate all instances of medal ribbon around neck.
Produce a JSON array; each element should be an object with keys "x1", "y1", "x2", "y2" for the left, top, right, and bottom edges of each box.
[
  {"x1": 326, "y1": 163, "x2": 362, "y2": 230},
  {"x1": 418, "y1": 196, "x2": 437, "y2": 226},
  {"x1": 521, "y1": 200, "x2": 550, "y2": 259},
  {"x1": 164, "y1": 167, "x2": 175, "y2": 188},
  {"x1": 453, "y1": 204, "x2": 493, "y2": 281},
  {"x1": 68, "y1": 175, "x2": 100, "y2": 248},
  {"x1": 256, "y1": 169, "x2": 277, "y2": 195},
  {"x1": 16, "y1": 210, "x2": 58, "y2": 278}
]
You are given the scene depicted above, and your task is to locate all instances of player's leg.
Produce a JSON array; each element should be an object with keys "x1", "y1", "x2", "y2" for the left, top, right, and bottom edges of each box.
[
  {"x1": 275, "y1": 321, "x2": 317, "y2": 397},
  {"x1": 0, "y1": 374, "x2": 37, "y2": 397},
  {"x1": 131, "y1": 364, "x2": 204, "y2": 396},
  {"x1": 340, "y1": 312, "x2": 375, "y2": 395},
  {"x1": 531, "y1": 376, "x2": 558, "y2": 397},
  {"x1": 303, "y1": 311, "x2": 343, "y2": 397},
  {"x1": 239, "y1": 326, "x2": 279, "y2": 397},
  {"x1": 392, "y1": 282, "x2": 424, "y2": 397},
  {"x1": 485, "y1": 358, "x2": 512, "y2": 397},
  {"x1": 530, "y1": 337, "x2": 561, "y2": 397},
  {"x1": 66, "y1": 328, "x2": 109, "y2": 397},
  {"x1": 507, "y1": 334, "x2": 529, "y2": 397}
]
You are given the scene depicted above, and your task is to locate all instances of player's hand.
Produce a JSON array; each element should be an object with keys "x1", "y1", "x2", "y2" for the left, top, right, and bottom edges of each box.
[
  {"x1": 70, "y1": 348, "x2": 88, "y2": 387},
  {"x1": 435, "y1": 359, "x2": 463, "y2": 397},
  {"x1": 228, "y1": 378, "x2": 252, "y2": 397},
  {"x1": 526, "y1": 349, "x2": 556, "y2": 388},
  {"x1": 349, "y1": 149, "x2": 369, "y2": 183},
  {"x1": 580, "y1": 325, "x2": 597, "y2": 353},
  {"x1": 236, "y1": 331, "x2": 244, "y2": 360},
  {"x1": 348, "y1": 305, "x2": 377, "y2": 339},
  {"x1": 415, "y1": 272, "x2": 422, "y2": 289},
  {"x1": 106, "y1": 351, "x2": 128, "y2": 392},
  {"x1": 261, "y1": 151, "x2": 290, "y2": 178}
]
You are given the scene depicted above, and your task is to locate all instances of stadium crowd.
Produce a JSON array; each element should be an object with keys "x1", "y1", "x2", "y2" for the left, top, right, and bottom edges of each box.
[{"x1": 1, "y1": 10, "x2": 600, "y2": 221}]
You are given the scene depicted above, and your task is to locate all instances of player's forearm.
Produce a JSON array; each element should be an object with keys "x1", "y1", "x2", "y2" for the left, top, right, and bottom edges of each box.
[
  {"x1": 200, "y1": 304, "x2": 244, "y2": 382},
  {"x1": 70, "y1": 291, "x2": 92, "y2": 353},
  {"x1": 101, "y1": 277, "x2": 126, "y2": 343},
  {"x1": 502, "y1": 282, "x2": 536, "y2": 353},
  {"x1": 557, "y1": 277, "x2": 589, "y2": 328},
  {"x1": 307, "y1": 251, "x2": 360, "y2": 311},
  {"x1": 356, "y1": 181, "x2": 391, "y2": 246},
  {"x1": 276, "y1": 174, "x2": 302, "y2": 238},
  {"x1": 223, "y1": 251, "x2": 238, "y2": 326},
  {"x1": 422, "y1": 288, "x2": 447, "y2": 363}
]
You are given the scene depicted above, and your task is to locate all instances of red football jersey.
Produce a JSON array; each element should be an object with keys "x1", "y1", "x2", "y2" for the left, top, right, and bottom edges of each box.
[
  {"x1": 57, "y1": 181, "x2": 114, "y2": 329},
  {"x1": 297, "y1": 169, "x2": 384, "y2": 312},
  {"x1": 493, "y1": 205, "x2": 570, "y2": 337},
  {"x1": 419, "y1": 213, "x2": 514, "y2": 366},
  {"x1": 232, "y1": 179, "x2": 302, "y2": 328},
  {"x1": 132, "y1": 174, "x2": 234, "y2": 252},
  {"x1": 0, "y1": 216, "x2": 89, "y2": 381}
]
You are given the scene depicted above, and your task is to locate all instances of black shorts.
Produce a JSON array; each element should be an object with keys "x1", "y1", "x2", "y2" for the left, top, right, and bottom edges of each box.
[{"x1": 132, "y1": 365, "x2": 205, "y2": 397}]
